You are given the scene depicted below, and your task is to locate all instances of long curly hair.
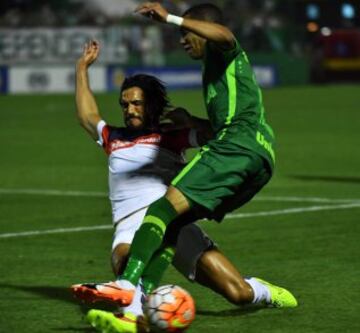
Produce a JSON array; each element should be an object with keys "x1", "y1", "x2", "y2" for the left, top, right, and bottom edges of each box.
[{"x1": 120, "y1": 74, "x2": 170, "y2": 129}]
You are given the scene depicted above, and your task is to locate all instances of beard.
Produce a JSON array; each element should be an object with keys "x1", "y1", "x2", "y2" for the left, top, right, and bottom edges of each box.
[{"x1": 125, "y1": 115, "x2": 145, "y2": 129}]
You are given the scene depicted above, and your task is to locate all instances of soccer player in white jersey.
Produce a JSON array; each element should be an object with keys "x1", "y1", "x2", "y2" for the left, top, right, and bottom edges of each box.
[{"x1": 71, "y1": 40, "x2": 292, "y2": 333}]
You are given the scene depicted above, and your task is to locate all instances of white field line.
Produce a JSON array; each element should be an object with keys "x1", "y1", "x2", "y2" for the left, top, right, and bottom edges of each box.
[
  {"x1": 226, "y1": 202, "x2": 360, "y2": 219},
  {"x1": 0, "y1": 225, "x2": 111, "y2": 239},
  {"x1": 0, "y1": 187, "x2": 359, "y2": 204},
  {"x1": 254, "y1": 196, "x2": 360, "y2": 204},
  {"x1": 0, "y1": 188, "x2": 106, "y2": 198},
  {"x1": 1, "y1": 202, "x2": 360, "y2": 239}
]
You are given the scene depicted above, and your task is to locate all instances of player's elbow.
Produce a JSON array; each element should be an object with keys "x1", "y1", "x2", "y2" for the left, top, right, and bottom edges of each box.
[
  {"x1": 76, "y1": 113, "x2": 88, "y2": 129},
  {"x1": 76, "y1": 115, "x2": 98, "y2": 140},
  {"x1": 76, "y1": 111, "x2": 97, "y2": 130},
  {"x1": 216, "y1": 26, "x2": 236, "y2": 49}
]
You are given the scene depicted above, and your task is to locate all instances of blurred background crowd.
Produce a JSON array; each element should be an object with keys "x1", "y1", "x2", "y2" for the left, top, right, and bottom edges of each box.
[
  {"x1": 0, "y1": 0, "x2": 310, "y2": 54},
  {"x1": 0, "y1": 0, "x2": 359, "y2": 92}
]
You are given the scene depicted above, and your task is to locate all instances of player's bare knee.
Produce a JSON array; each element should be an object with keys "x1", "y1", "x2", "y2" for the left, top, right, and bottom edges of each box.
[
  {"x1": 111, "y1": 243, "x2": 130, "y2": 276},
  {"x1": 165, "y1": 186, "x2": 191, "y2": 214}
]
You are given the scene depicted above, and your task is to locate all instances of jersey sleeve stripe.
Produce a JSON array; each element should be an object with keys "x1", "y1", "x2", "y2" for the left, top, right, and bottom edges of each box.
[{"x1": 225, "y1": 59, "x2": 237, "y2": 126}]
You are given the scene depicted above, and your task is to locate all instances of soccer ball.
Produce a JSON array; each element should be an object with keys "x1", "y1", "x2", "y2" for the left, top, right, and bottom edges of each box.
[{"x1": 144, "y1": 284, "x2": 196, "y2": 332}]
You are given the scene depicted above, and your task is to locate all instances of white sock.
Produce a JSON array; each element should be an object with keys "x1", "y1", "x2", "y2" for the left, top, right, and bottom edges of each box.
[
  {"x1": 121, "y1": 283, "x2": 145, "y2": 316},
  {"x1": 115, "y1": 279, "x2": 136, "y2": 290},
  {"x1": 245, "y1": 277, "x2": 271, "y2": 304}
]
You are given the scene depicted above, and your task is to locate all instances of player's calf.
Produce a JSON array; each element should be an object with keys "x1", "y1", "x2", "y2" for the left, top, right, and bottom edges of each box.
[{"x1": 221, "y1": 278, "x2": 254, "y2": 305}]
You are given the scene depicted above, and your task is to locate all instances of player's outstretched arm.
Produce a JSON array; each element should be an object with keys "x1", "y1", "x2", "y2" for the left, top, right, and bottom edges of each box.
[
  {"x1": 75, "y1": 40, "x2": 102, "y2": 140},
  {"x1": 180, "y1": 17, "x2": 235, "y2": 50},
  {"x1": 135, "y1": 2, "x2": 235, "y2": 50}
]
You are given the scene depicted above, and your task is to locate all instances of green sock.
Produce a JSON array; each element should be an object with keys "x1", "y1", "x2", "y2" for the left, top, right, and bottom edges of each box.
[
  {"x1": 142, "y1": 245, "x2": 176, "y2": 294},
  {"x1": 120, "y1": 197, "x2": 179, "y2": 286}
]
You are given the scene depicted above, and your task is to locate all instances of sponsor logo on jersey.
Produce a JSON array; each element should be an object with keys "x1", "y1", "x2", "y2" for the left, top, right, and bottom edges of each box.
[
  {"x1": 109, "y1": 134, "x2": 161, "y2": 153},
  {"x1": 256, "y1": 131, "x2": 275, "y2": 162}
]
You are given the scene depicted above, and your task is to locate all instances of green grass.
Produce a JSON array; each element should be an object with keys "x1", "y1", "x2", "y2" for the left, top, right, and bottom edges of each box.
[{"x1": 0, "y1": 85, "x2": 359, "y2": 332}]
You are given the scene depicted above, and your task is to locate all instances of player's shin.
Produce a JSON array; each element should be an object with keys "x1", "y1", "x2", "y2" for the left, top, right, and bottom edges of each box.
[
  {"x1": 119, "y1": 197, "x2": 179, "y2": 286},
  {"x1": 142, "y1": 245, "x2": 176, "y2": 294}
]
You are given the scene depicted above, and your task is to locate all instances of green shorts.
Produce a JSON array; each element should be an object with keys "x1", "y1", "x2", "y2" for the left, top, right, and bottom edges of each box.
[{"x1": 171, "y1": 139, "x2": 272, "y2": 222}]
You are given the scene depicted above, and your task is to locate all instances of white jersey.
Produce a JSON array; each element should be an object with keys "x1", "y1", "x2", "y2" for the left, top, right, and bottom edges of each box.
[{"x1": 97, "y1": 120, "x2": 198, "y2": 223}]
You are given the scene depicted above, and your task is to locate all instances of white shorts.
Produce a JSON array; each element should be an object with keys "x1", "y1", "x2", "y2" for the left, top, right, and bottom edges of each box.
[{"x1": 112, "y1": 207, "x2": 214, "y2": 280}]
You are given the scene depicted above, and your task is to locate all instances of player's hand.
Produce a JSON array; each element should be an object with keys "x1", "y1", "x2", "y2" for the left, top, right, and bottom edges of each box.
[
  {"x1": 77, "y1": 40, "x2": 100, "y2": 68},
  {"x1": 135, "y1": 2, "x2": 168, "y2": 23},
  {"x1": 161, "y1": 108, "x2": 193, "y2": 132}
]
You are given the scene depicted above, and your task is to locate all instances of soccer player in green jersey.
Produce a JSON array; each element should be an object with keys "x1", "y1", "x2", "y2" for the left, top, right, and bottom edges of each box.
[{"x1": 79, "y1": 2, "x2": 298, "y2": 319}]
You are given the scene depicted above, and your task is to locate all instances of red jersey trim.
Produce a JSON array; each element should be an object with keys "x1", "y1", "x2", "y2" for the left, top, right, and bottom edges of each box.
[
  {"x1": 101, "y1": 126, "x2": 192, "y2": 156},
  {"x1": 107, "y1": 133, "x2": 162, "y2": 154}
]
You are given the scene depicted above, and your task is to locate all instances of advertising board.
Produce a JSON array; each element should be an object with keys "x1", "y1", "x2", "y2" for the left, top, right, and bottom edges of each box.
[{"x1": 9, "y1": 66, "x2": 106, "y2": 93}]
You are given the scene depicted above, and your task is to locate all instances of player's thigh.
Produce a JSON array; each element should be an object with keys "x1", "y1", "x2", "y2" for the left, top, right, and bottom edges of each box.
[
  {"x1": 212, "y1": 165, "x2": 272, "y2": 221},
  {"x1": 172, "y1": 143, "x2": 265, "y2": 213},
  {"x1": 111, "y1": 208, "x2": 147, "y2": 275},
  {"x1": 112, "y1": 207, "x2": 147, "y2": 250}
]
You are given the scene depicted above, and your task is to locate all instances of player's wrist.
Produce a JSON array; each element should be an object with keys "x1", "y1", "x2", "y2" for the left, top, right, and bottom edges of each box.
[
  {"x1": 76, "y1": 60, "x2": 89, "y2": 70},
  {"x1": 166, "y1": 14, "x2": 184, "y2": 26}
]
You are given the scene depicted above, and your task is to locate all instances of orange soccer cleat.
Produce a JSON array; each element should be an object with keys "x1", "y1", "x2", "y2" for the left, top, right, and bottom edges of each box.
[{"x1": 71, "y1": 282, "x2": 135, "y2": 306}]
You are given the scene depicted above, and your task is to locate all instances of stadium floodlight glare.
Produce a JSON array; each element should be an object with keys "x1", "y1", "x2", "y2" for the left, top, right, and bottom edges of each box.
[
  {"x1": 306, "y1": 4, "x2": 320, "y2": 20},
  {"x1": 320, "y1": 27, "x2": 332, "y2": 36},
  {"x1": 341, "y1": 3, "x2": 355, "y2": 19}
]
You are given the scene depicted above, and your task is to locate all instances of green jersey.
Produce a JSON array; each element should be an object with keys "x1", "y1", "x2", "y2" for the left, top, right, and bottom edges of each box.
[{"x1": 202, "y1": 39, "x2": 275, "y2": 170}]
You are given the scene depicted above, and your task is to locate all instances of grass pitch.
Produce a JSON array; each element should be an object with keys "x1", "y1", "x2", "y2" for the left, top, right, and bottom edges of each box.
[{"x1": 0, "y1": 85, "x2": 359, "y2": 332}]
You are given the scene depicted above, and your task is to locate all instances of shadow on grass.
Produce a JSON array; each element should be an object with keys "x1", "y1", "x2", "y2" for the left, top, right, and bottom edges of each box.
[
  {"x1": 0, "y1": 283, "x2": 75, "y2": 302},
  {"x1": 197, "y1": 305, "x2": 263, "y2": 317},
  {"x1": 50, "y1": 327, "x2": 93, "y2": 332},
  {"x1": 0, "y1": 283, "x2": 126, "y2": 332},
  {"x1": 0, "y1": 283, "x2": 116, "y2": 314}
]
